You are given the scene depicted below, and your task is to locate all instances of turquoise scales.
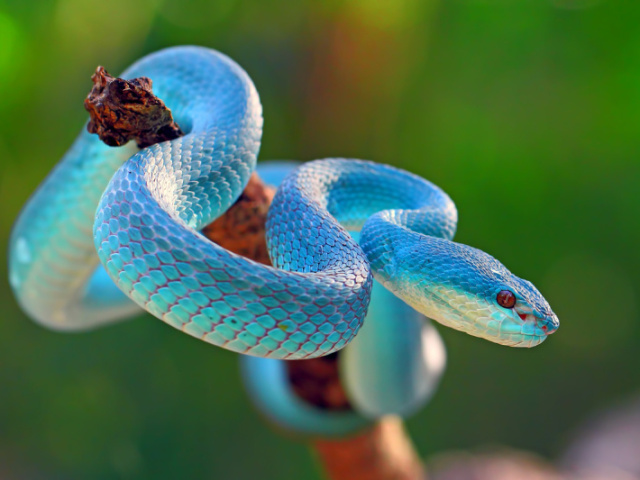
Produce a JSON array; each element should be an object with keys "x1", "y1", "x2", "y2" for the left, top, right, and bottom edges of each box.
[{"x1": 9, "y1": 46, "x2": 559, "y2": 421}]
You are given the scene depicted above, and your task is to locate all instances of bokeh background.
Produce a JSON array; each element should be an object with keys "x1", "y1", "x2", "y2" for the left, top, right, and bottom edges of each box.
[{"x1": 1, "y1": 0, "x2": 639, "y2": 478}]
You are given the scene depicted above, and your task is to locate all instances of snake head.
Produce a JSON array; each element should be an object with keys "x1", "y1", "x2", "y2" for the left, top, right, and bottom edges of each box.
[
  {"x1": 466, "y1": 276, "x2": 560, "y2": 347},
  {"x1": 428, "y1": 242, "x2": 558, "y2": 347},
  {"x1": 364, "y1": 228, "x2": 559, "y2": 348}
]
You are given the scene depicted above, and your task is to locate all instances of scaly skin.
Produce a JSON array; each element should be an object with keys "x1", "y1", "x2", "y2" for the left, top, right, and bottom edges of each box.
[
  {"x1": 9, "y1": 46, "x2": 558, "y2": 367},
  {"x1": 242, "y1": 162, "x2": 447, "y2": 435}
]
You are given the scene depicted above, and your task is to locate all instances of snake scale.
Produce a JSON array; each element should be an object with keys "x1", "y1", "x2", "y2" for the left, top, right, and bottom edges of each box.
[{"x1": 8, "y1": 46, "x2": 559, "y2": 434}]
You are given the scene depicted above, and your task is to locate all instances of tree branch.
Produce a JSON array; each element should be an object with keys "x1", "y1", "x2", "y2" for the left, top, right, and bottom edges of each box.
[{"x1": 313, "y1": 418, "x2": 425, "y2": 480}]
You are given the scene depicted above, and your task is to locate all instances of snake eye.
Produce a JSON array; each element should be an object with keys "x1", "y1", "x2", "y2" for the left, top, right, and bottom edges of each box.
[{"x1": 496, "y1": 290, "x2": 516, "y2": 309}]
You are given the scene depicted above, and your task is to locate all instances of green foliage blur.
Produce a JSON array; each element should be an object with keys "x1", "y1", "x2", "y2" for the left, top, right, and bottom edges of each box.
[{"x1": 1, "y1": 0, "x2": 638, "y2": 478}]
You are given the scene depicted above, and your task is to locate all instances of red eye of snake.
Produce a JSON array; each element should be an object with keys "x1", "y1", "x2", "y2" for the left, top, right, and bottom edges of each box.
[{"x1": 496, "y1": 290, "x2": 516, "y2": 309}]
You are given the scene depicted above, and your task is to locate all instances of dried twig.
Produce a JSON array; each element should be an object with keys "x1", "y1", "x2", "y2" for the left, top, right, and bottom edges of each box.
[
  {"x1": 85, "y1": 66, "x2": 183, "y2": 148},
  {"x1": 314, "y1": 418, "x2": 426, "y2": 480}
]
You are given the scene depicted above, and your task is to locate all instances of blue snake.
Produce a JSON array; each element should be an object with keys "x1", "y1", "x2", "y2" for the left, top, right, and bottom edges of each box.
[{"x1": 8, "y1": 46, "x2": 559, "y2": 434}]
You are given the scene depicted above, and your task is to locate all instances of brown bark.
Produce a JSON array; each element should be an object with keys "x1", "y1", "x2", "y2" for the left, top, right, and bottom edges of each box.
[
  {"x1": 86, "y1": 65, "x2": 425, "y2": 480},
  {"x1": 84, "y1": 66, "x2": 183, "y2": 148},
  {"x1": 201, "y1": 173, "x2": 275, "y2": 266}
]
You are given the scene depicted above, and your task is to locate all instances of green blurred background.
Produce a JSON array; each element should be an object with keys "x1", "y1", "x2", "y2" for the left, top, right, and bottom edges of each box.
[{"x1": 1, "y1": 0, "x2": 639, "y2": 478}]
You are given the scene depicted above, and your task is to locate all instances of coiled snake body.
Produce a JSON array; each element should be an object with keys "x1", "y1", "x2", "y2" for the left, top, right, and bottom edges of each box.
[{"x1": 8, "y1": 46, "x2": 559, "y2": 430}]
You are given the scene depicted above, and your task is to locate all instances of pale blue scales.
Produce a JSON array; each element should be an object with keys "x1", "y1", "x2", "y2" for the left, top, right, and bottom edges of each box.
[{"x1": 9, "y1": 46, "x2": 559, "y2": 431}]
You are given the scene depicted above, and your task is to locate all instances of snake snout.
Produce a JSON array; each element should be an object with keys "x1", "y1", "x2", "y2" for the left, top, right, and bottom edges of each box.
[{"x1": 537, "y1": 313, "x2": 559, "y2": 335}]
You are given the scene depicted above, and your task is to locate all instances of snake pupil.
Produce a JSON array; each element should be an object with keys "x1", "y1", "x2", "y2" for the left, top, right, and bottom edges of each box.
[{"x1": 496, "y1": 290, "x2": 516, "y2": 309}]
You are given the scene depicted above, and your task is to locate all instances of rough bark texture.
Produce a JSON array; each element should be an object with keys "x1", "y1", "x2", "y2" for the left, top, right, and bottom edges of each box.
[
  {"x1": 86, "y1": 65, "x2": 426, "y2": 480},
  {"x1": 201, "y1": 173, "x2": 275, "y2": 265},
  {"x1": 84, "y1": 66, "x2": 183, "y2": 148}
]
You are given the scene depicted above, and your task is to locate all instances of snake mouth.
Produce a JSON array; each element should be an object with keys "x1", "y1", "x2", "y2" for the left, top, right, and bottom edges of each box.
[
  {"x1": 515, "y1": 310, "x2": 559, "y2": 336},
  {"x1": 464, "y1": 309, "x2": 557, "y2": 348},
  {"x1": 437, "y1": 306, "x2": 551, "y2": 348},
  {"x1": 468, "y1": 320, "x2": 549, "y2": 348}
]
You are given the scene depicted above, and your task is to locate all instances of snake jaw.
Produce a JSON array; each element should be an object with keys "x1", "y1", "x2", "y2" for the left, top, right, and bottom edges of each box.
[
  {"x1": 508, "y1": 305, "x2": 559, "y2": 344},
  {"x1": 443, "y1": 299, "x2": 554, "y2": 348},
  {"x1": 390, "y1": 282, "x2": 552, "y2": 348}
]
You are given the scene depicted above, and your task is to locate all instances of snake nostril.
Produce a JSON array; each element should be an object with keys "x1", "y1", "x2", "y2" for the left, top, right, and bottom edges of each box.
[
  {"x1": 535, "y1": 314, "x2": 559, "y2": 335},
  {"x1": 542, "y1": 319, "x2": 558, "y2": 335}
]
